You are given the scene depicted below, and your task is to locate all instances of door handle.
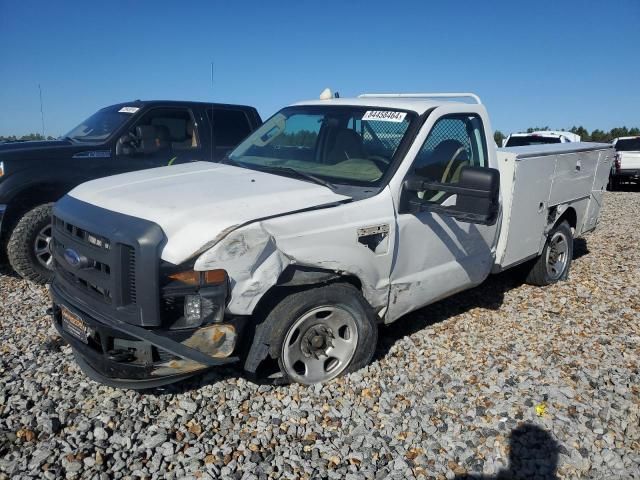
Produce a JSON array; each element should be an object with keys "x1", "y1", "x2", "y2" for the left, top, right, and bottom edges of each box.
[{"x1": 575, "y1": 160, "x2": 581, "y2": 171}]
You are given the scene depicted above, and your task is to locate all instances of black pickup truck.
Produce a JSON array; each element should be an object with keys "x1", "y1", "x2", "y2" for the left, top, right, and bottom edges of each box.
[{"x1": 0, "y1": 100, "x2": 262, "y2": 283}]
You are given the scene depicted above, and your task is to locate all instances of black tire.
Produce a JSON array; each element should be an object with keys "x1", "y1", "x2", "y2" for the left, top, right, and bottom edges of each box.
[
  {"x1": 7, "y1": 203, "x2": 55, "y2": 284},
  {"x1": 607, "y1": 174, "x2": 619, "y2": 191},
  {"x1": 526, "y1": 220, "x2": 573, "y2": 286},
  {"x1": 264, "y1": 283, "x2": 377, "y2": 385}
]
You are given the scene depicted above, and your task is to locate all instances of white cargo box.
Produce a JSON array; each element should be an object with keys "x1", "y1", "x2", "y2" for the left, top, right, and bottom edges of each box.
[{"x1": 494, "y1": 143, "x2": 613, "y2": 270}]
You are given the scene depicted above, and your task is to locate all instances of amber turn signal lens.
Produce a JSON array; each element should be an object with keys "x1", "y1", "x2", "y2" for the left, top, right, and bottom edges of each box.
[
  {"x1": 168, "y1": 270, "x2": 200, "y2": 285},
  {"x1": 168, "y1": 269, "x2": 227, "y2": 286},
  {"x1": 204, "y1": 269, "x2": 227, "y2": 285}
]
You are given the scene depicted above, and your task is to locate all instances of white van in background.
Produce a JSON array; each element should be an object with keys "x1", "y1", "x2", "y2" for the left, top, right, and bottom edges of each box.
[{"x1": 503, "y1": 130, "x2": 581, "y2": 147}]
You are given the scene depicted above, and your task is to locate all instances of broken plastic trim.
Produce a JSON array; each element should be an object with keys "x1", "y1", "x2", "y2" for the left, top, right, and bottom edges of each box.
[{"x1": 51, "y1": 282, "x2": 238, "y2": 368}]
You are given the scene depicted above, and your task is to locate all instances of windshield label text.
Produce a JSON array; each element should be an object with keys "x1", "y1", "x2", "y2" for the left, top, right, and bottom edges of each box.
[
  {"x1": 118, "y1": 107, "x2": 140, "y2": 114},
  {"x1": 362, "y1": 110, "x2": 407, "y2": 122}
]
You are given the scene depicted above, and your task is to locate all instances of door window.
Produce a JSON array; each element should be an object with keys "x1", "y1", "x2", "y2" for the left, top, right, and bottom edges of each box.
[
  {"x1": 411, "y1": 114, "x2": 487, "y2": 203},
  {"x1": 208, "y1": 109, "x2": 252, "y2": 148},
  {"x1": 117, "y1": 108, "x2": 199, "y2": 162}
]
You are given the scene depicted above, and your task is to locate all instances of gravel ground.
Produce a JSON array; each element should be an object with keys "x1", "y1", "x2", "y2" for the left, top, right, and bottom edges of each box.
[{"x1": 1, "y1": 191, "x2": 639, "y2": 480}]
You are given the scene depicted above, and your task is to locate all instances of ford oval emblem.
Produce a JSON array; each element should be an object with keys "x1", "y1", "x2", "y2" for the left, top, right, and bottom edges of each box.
[{"x1": 63, "y1": 248, "x2": 83, "y2": 268}]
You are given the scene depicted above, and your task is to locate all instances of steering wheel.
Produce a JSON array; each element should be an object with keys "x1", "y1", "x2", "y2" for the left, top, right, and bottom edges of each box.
[
  {"x1": 116, "y1": 131, "x2": 140, "y2": 156},
  {"x1": 368, "y1": 155, "x2": 392, "y2": 170}
]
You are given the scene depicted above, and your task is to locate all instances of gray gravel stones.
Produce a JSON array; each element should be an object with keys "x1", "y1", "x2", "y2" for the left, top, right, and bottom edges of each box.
[{"x1": 1, "y1": 191, "x2": 639, "y2": 479}]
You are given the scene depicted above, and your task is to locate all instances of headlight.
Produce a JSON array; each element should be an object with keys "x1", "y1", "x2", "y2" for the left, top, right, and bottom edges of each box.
[
  {"x1": 162, "y1": 269, "x2": 228, "y2": 329},
  {"x1": 184, "y1": 295, "x2": 202, "y2": 323}
]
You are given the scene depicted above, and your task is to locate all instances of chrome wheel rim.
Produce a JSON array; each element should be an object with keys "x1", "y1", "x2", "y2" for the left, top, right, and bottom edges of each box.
[
  {"x1": 282, "y1": 305, "x2": 358, "y2": 385},
  {"x1": 545, "y1": 231, "x2": 569, "y2": 280},
  {"x1": 34, "y1": 223, "x2": 53, "y2": 269}
]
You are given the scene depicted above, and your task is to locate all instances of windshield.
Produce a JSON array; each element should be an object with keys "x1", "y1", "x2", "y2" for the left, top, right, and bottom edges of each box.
[
  {"x1": 62, "y1": 106, "x2": 136, "y2": 143},
  {"x1": 505, "y1": 135, "x2": 561, "y2": 147},
  {"x1": 228, "y1": 106, "x2": 415, "y2": 186},
  {"x1": 615, "y1": 138, "x2": 640, "y2": 152}
]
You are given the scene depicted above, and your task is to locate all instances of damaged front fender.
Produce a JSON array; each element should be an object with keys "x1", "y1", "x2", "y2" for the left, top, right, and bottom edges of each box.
[
  {"x1": 194, "y1": 223, "x2": 294, "y2": 314},
  {"x1": 193, "y1": 188, "x2": 398, "y2": 317}
]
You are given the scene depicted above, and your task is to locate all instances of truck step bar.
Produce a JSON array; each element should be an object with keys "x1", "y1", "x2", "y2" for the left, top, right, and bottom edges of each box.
[{"x1": 358, "y1": 92, "x2": 482, "y2": 104}]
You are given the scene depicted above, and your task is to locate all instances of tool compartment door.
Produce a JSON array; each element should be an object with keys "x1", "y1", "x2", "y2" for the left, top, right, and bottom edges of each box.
[
  {"x1": 549, "y1": 151, "x2": 597, "y2": 206},
  {"x1": 583, "y1": 149, "x2": 613, "y2": 233},
  {"x1": 499, "y1": 155, "x2": 556, "y2": 268}
]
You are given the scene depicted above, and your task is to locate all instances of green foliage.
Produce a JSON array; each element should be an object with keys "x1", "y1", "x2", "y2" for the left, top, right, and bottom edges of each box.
[
  {"x1": 499, "y1": 126, "x2": 640, "y2": 144},
  {"x1": 271, "y1": 130, "x2": 318, "y2": 148},
  {"x1": 570, "y1": 126, "x2": 590, "y2": 141},
  {"x1": 0, "y1": 133, "x2": 55, "y2": 142},
  {"x1": 526, "y1": 126, "x2": 550, "y2": 133},
  {"x1": 494, "y1": 130, "x2": 506, "y2": 146},
  {"x1": 590, "y1": 129, "x2": 608, "y2": 143}
]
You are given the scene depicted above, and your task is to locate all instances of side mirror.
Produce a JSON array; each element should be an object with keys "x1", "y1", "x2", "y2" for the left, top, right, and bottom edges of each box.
[{"x1": 403, "y1": 166, "x2": 500, "y2": 225}]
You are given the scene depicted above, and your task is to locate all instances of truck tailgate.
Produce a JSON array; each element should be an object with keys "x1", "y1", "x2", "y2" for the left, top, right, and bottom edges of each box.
[{"x1": 619, "y1": 151, "x2": 640, "y2": 171}]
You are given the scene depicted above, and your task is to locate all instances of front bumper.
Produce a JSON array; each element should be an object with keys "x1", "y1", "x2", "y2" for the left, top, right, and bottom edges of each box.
[{"x1": 50, "y1": 280, "x2": 241, "y2": 389}]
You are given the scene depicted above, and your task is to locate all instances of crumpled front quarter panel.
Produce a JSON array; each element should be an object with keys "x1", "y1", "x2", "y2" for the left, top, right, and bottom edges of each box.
[{"x1": 194, "y1": 188, "x2": 397, "y2": 316}]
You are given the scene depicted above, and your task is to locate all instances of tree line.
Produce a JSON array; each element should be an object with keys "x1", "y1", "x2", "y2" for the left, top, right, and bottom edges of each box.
[
  {"x1": 0, "y1": 133, "x2": 56, "y2": 142},
  {"x1": 494, "y1": 126, "x2": 640, "y2": 146}
]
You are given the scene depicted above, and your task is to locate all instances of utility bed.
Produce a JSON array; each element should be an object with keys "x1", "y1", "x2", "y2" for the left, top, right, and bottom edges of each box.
[{"x1": 495, "y1": 143, "x2": 613, "y2": 270}]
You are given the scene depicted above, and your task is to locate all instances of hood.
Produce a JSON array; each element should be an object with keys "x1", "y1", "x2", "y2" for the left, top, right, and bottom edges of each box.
[
  {"x1": 68, "y1": 162, "x2": 351, "y2": 264},
  {"x1": 0, "y1": 139, "x2": 72, "y2": 153},
  {"x1": 0, "y1": 139, "x2": 83, "y2": 164}
]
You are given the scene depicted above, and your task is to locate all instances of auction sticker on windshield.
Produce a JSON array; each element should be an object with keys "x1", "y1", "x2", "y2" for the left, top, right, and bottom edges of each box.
[
  {"x1": 362, "y1": 110, "x2": 407, "y2": 122},
  {"x1": 118, "y1": 106, "x2": 140, "y2": 114}
]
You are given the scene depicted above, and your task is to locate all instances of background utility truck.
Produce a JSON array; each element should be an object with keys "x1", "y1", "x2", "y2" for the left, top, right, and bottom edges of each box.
[
  {"x1": 503, "y1": 130, "x2": 581, "y2": 147},
  {"x1": 50, "y1": 92, "x2": 613, "y2": 388}
]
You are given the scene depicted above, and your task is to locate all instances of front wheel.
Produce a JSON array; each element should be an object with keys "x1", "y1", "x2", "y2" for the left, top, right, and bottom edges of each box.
[
  {"x1": 266, "y1": 283, "x2": 378, "y2": 385},
  {"x1": 7, "y1": 203, "x2": 55, "y2": 284},
  {"x1": 526, "y1": 220, "x2": 573, "y2": 286}
]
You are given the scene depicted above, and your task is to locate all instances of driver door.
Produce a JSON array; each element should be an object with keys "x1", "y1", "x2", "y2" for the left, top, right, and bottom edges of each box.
[{"x1": 388, "y1": 112, "x2": 500, "y2": 321}]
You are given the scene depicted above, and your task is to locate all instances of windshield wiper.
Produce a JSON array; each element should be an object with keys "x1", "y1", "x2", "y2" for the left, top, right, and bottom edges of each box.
[
  {"x1": 256, "y1": 165, "x2": 335, "y2": 190},
  {"x1": 221, "y1": 155, "x2": 239, "y2": 166}
]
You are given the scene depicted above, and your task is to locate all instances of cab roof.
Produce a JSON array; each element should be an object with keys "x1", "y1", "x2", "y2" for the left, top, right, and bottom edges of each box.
[
  {"x1": 105, "y1": 100, "x2": 257, "y2": 111},
  {"x1": 293, "y1": 96, "x2": 476, "y2": 116}
]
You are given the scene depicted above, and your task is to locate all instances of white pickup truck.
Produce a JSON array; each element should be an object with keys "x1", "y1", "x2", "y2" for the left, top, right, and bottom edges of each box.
[
  {"x1": 49, "y1": 92, "x2": 613, "y2": 388},
  {"x1": 610, "y1": 136, "x2": 640, "y2": 189}
]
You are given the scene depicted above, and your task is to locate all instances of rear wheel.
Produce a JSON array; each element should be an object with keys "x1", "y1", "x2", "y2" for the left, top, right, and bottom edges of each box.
[
  {"x1": 526, "y1": 220, "x2": 573, "y2": 286},
  {"x1": 7, "y1": 203, "x2": 55, "y2": 284},
  {"x1": 266, "y1": 283, "x2": 377, "y2": 385}
]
